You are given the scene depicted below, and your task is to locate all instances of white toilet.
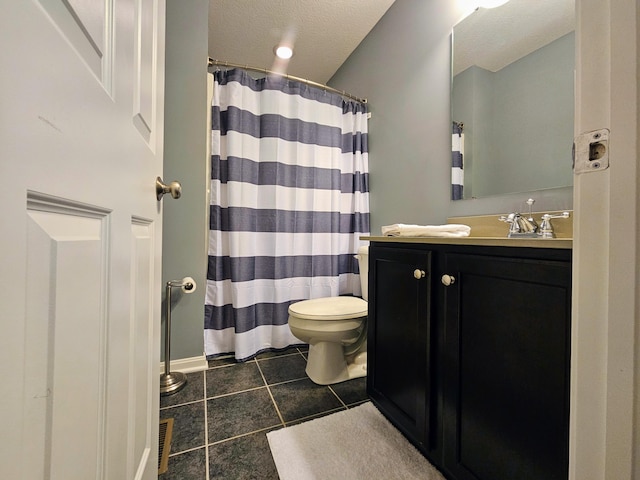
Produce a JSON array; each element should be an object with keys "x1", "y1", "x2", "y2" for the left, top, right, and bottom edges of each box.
[{"x1": 288, "y1": 246, "x2": 369, "y2": 385}]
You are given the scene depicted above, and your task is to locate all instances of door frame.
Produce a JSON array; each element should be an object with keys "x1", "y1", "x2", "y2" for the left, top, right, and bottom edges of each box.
[{"x1": 571, "y1": 0, "x2": 639, "y2": 478}]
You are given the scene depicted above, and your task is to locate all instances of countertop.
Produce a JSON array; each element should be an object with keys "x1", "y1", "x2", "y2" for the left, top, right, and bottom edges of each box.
[
  {"x1": 361, "y1": 236, "x2": 572, "y2": 249},
  {"x1": 362, "y1": 211, "x2": 573, "y2": 249}
]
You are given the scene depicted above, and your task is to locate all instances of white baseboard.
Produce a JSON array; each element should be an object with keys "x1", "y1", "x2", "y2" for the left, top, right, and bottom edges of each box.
[{"x1": 159, "y1": 354, "x2": 208, "y2": 375}]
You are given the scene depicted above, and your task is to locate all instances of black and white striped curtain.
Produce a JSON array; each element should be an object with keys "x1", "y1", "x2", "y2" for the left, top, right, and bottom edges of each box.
[
  {"x1": 452, "y1": 121, "x2": 464, "y2": 200},
  {"x1": 205, "y1": 69, "x2": 370, "y2": 361}
]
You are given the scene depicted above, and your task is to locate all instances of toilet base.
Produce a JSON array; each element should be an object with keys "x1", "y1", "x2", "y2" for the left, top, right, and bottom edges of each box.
[{"x1": 305, "y1": 341, "x2": 367, "y2": 385}]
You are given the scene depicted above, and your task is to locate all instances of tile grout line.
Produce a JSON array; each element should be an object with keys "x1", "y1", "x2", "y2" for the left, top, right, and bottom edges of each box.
[
  {"x1": 207, "y1": 350, "x2": 303, "y2": 371},
  {"x1": 167, "y1": 444, "x2": 208, "y2": 458},
  {"x1": 282, "y1": 406, "x2": 347, "y2": 427},
  {"x1": 254, "y1": 359, "x2": 286, "y2": 426},
  {"x1": 206, "y1": 361, "x2": 242, "y2": 371},
  {"x1": 327, "y1": 385, "x2": 348, "y2": 408},
  {"x1": 207, "y1": 422, "x2": 284, "y2": 446},
  {"x1": 205, "y1": 384, "x2": 269, "y2": 401},
  {"x1": 203, "y1": 370, "x2": 210, "y2": 480},
  {"x1": 256, "y1": 349, "x2": 305, "y2": 362},
  {"x1": 264, "y1": 376, "x2": 308, "y2": 388},
  {"x1": 160, "y1": 397, "x2": 203, "y2": 411}
]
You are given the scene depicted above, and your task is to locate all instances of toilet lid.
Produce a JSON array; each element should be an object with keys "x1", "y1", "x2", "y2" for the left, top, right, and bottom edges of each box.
[{"x1": 288, "y1": 297, "x2": 368, "y2": 320}]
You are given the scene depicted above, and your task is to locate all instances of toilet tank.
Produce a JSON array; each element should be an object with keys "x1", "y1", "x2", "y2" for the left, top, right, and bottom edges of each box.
[{"x1": 356, "y1": 245, "x2": 369, "y2": 301}]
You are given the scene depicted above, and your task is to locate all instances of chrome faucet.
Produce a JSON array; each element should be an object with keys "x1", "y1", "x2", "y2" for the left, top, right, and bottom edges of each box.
[
  {"x1": 499, "y1": 212, "x2": 539, "y2": 238},
  {"x1": 538, "y1": 211, "x2": 570, "y2": 238}
]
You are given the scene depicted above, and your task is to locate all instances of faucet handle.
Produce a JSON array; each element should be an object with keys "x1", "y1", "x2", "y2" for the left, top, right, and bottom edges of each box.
[
  {"x1": 541, "y1": 211, "x2": 570, "y2": 221},
  {"x1": 539, "y1": 211, "x2": 570, "y2": 238}
]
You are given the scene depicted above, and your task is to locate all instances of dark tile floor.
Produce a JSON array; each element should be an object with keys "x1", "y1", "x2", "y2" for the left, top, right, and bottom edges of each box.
[{"x1": 159, "y1": 346, "x2": 369, "y2": 480}]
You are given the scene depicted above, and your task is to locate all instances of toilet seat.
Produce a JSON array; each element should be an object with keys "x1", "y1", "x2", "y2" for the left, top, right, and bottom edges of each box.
[{"x1": 288, "y1": 297, "x2": 367, "y2": 320}]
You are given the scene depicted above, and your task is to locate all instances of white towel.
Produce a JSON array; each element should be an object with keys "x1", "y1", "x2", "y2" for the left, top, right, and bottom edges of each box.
[{"x1": 381, "y1": 223, "x2": 471, "y2": 238}]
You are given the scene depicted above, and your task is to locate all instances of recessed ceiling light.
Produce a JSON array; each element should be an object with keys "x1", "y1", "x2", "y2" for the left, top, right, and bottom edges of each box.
[{"x1": 274, "y1": 45, "x2": 293, "y2": 60}]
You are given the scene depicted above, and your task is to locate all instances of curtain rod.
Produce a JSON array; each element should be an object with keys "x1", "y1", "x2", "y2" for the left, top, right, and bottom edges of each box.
[{"x1": 207, "y1": 58, "x2": 367, "y2": 104}]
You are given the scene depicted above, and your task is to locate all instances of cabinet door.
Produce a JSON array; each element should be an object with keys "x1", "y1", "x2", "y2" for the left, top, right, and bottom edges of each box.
[
  {"x1": 442, "y1": 253, "x2": 571, "y2": 480},
  {"x1": 368, "y1": 246, "x2": 433, "y2": 452}
]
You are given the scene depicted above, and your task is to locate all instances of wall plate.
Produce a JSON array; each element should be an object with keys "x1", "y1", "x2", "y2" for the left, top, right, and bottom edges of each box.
[{"x1": 574, "y1": 128, "x2": 610, "y2": 174}]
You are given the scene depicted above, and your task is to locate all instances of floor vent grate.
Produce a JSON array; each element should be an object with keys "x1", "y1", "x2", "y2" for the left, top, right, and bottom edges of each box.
[{"x1": 158, "y1": 418, "x2": 174, "y2": 475}]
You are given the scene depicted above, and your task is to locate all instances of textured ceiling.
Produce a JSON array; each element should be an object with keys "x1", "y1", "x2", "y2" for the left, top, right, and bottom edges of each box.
[
  {"x1": 453, "y1": 0, "x2": 575, "y2": 76},
  {"x1": 208, "y1": 0, "x2": 396, "y2": 84}
]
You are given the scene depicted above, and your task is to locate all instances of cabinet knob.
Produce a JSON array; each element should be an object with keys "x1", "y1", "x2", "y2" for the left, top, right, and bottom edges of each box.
[
  {"x1": 441, "y1": 274, "x2": 456, "y2": 286},
  {"x1": 413, "y1": 269, "x2": 426, "y2": 279}
]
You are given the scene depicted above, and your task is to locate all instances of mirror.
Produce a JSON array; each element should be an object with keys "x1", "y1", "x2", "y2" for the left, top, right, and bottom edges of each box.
[{"x1": 451, "y1": 0, "x2": 575, "y2": 200}]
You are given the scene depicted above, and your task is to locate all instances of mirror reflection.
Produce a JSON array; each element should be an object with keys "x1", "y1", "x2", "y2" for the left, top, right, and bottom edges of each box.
[{"x1": 451, "y1": 0, "x2": 575, "y2": 200}]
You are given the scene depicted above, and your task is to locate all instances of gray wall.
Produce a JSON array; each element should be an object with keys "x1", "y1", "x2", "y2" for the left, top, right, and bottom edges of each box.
[
  {"x1": 329, "y1": 0, "x2": 573, "y2": 234},
  {"x1": 162, "y1": 0, "x2": 209, "y2": 361}
]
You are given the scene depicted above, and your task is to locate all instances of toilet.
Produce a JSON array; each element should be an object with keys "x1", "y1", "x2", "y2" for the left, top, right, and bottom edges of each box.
[{"x1": 288, "y1": 246, "x2": 369, "y2": 385}]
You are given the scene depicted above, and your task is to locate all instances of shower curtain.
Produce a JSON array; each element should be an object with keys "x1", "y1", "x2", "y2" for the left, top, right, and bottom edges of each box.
[{"x1": 205, "y1": 69, "x2": 370, "y2": 361}]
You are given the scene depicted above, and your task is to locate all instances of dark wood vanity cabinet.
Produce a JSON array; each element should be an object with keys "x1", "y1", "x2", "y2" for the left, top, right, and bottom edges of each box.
[
  {"x1": 441, "y1": 250, "x2": 571, "y2": 480},
  {"x1": 367, "y1": 246, "x2": 434, "y2": 453},
  {"x1": 368, "y1": 242, "x2": 571, "y2": 480}
]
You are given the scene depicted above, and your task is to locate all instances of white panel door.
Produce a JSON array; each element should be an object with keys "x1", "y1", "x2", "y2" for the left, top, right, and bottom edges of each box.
[{"x1": 0, "y1": 1, "x2": 166, "y2": 479}]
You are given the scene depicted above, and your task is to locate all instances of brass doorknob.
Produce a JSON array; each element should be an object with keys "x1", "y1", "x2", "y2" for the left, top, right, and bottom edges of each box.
[
  {"x1": 413, "y1": 269, "x2": 426, "y2": 279},
  {"x1": 156, "y1": 177, "x2": 182, "y2": 200}
]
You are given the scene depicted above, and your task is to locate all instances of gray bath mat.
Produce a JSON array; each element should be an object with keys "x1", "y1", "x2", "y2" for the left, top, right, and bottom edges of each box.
[{"x1": 267, "y1": 402, "x2": 445, "y2": 479}]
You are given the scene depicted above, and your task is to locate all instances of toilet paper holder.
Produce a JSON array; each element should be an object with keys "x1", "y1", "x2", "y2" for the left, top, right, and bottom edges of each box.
[{"x1": 160, "y1": 277, "x2": 196, "y2": 396}]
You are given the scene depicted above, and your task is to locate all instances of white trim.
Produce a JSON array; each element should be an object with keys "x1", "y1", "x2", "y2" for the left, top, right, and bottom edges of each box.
[
  {"x1": 571, "y1": 1, "x2": 639, "y2": 479},
  {"x1": 159, "y1": 355, "x2": 208, "y2": 375}
]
